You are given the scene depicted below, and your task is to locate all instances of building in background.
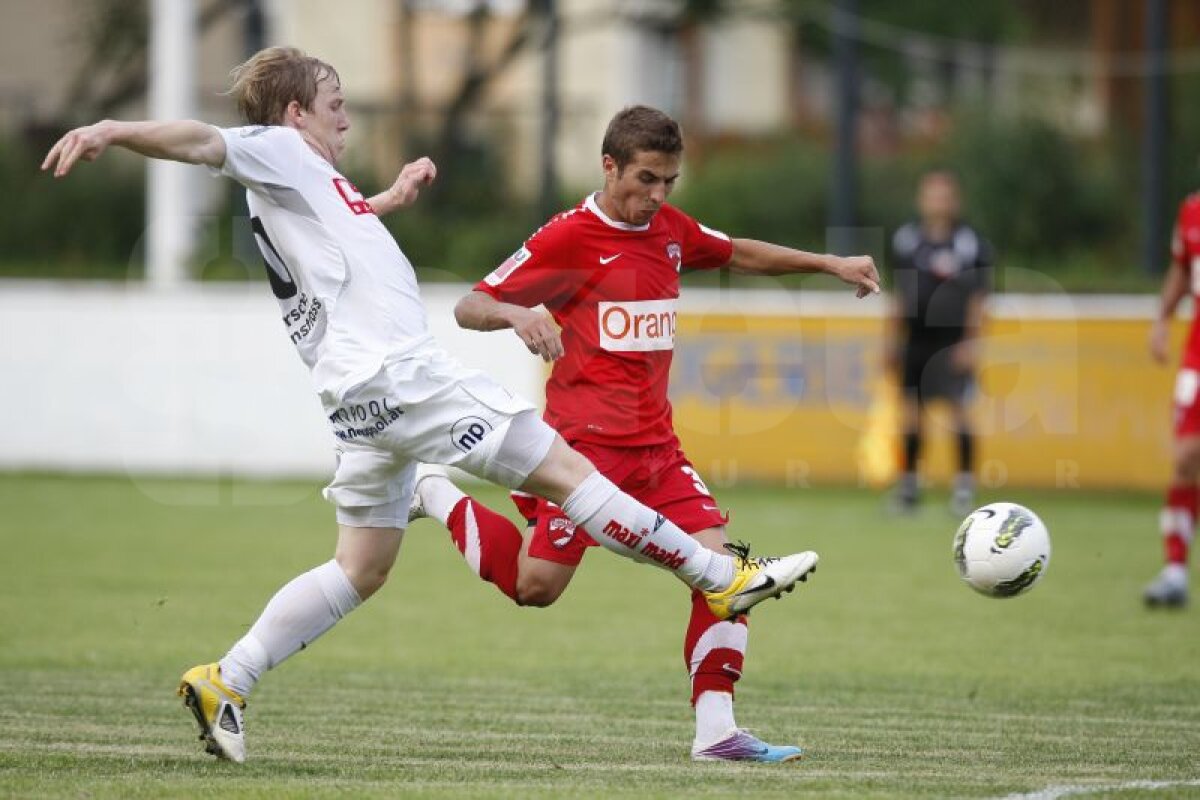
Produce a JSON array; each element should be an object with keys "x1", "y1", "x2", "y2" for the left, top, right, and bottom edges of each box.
[
  {"x1": 267, "y1": 0, "x2": 793, "y2": 191},
  {"x1": 3, "y1": 0, "x2": 1200, "y2": 281}
]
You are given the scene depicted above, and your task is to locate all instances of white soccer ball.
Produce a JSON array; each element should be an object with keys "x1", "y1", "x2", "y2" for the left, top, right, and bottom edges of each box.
[{"x1": 952, "y1": 502, "x2": 1051, "y2": 598}]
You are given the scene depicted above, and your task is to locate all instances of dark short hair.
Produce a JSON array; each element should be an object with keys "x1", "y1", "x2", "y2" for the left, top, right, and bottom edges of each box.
[
  {"x1": 601, "y1": 105, "x2": 683, "y2": 170},
  {"x1": 919, "y1": 167, "x2": 960, "y2": 187}
]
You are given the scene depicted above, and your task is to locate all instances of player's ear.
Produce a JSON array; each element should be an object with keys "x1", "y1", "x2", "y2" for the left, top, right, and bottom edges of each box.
[
  {"x1": 284, "y1": 99, "x2": 305, "y2": 127},
  {"x1": 601, "y1": 154, "x2": 618, "y2": 180}
]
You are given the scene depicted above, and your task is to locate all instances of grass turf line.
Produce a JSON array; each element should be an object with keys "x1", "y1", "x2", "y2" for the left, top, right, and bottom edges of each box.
[{"x1": 0, "y1": 474, "x2": 1197, "y2": 798}]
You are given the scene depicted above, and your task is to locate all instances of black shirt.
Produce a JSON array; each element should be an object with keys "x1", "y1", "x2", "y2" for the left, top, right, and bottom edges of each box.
[{"x1": 891, "y1": 221, "x2": 992, "y2": 344}]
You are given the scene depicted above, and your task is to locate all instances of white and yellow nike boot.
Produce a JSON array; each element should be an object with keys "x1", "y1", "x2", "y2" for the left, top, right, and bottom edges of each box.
[
  {"x1": 178, "y1": 663, "x2": 247, "y2": 763},
  {"x1": 704, "y1": 543, "x2": 819, "y2": 620}
]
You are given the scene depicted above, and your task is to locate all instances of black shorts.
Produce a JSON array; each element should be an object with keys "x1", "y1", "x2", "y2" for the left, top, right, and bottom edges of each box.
[{"x1": 902, "y1": 339, "x2": 970, "y2": 403}]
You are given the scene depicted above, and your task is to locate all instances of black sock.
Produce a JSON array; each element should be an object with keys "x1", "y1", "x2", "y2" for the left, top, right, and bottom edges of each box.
[
  {"x1": 903, "y1": 432, "x2": 921, "y2": 474},
  {"x1": 957, "y1": 430, "x2": 974, "y2": 475}
]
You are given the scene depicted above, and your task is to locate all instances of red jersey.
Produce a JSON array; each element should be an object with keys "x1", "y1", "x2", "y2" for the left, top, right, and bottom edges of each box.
[
  {"x1": 476, "y1": 193, "x2": 734, "y2": 446},
  {"x1": 1173, "y1": 194, "x2": 1200, "y2": 366}
]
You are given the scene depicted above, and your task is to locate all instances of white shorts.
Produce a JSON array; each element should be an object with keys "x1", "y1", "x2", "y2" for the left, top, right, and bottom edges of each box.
[{"x1": 321, "y1": 342, "x2": 554, "y2": 524}]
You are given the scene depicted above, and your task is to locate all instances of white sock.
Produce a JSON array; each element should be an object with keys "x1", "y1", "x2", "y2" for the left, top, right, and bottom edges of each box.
[
  {"x1": 218, "y1": 559, "x2": 362, "y2": 698},
  {"x1": 1165, "y1": 563, "x2": 1189, "y2": 584},
  {"x1": 419, "y1": 476, "x2": 467, "y2": 525},
  {"x1": 560, "y1": 471, "x2": 734, "y2": 591},
  {"x1": 694, "y1": 691, "x2": 737, "y2": 748}
]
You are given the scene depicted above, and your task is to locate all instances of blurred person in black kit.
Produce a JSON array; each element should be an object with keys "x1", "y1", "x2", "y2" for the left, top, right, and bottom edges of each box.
[{"x1": 886, "y1": 169, "x2": 992, "y2": 515}]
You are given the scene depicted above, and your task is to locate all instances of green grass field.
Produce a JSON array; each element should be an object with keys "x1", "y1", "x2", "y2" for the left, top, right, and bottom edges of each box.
[{"x1": 1, "y1": 473, "x2": 1198, "y2": 798}]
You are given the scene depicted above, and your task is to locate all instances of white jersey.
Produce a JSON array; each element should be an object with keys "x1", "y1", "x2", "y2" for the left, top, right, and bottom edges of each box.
[{"x1": 215, "y1": 125, "x2": 430, "y2": 403}]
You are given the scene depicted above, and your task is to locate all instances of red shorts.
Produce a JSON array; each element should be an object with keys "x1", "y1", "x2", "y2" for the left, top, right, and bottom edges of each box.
[
  {"x1": 1175, "y1": 365, "x2": 1200, "y2": 437},
  {"x1": 513, "y1": 440, "x2": 729, "y2": 567}
]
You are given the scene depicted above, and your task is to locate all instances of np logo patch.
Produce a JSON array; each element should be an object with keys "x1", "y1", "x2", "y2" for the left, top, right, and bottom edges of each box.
[
  {"x1": 549, "y1": 517, "x2": 578, "y2": 549},
  {"x1": 451, "y1": 416, "x2": 493, "y2": 452},
  {"x1": 666, "y1": 241, "x2": 682, "y2": 272}
]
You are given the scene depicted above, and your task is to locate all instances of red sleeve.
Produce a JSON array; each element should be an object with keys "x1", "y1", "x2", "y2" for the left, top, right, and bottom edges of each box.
[
  {"x1": 474, "y1": 214, "x2": 580, "y2": 308},
  {"x1": 673, "y1": 206, "x2": 734, "y2": 271}
]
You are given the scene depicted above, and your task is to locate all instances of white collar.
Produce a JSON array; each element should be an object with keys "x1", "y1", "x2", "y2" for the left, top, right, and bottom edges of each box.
[{"x1": 585, "y1": 192, "x2": 651, "y2": 232}]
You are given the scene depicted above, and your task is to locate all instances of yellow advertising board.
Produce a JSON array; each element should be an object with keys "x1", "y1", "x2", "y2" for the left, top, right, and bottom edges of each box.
[{"x1": 667, "y1": 296, "x2": 1184, "y2": 492}]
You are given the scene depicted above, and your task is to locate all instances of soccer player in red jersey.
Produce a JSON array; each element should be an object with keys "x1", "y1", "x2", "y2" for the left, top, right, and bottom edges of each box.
[
  {"x1": 410, "y1": 106, "x2": 880, "y2": 760},
  {"x1": 1144, "y1": 193, "x2": 1200, "y2": 608}
]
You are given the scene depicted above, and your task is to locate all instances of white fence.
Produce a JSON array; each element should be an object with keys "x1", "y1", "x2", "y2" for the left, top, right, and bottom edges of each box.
[
  {"x1": 0, "y1": 281, "x2": 1170, "y2": 488},
  {"x1": 0, "y1": 281, "x2": 543, "y2": 477}
]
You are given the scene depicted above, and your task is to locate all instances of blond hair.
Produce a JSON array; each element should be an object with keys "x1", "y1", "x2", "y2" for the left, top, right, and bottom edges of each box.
[{"x1": 227, "y1": 46, "x2": 339, "y2": 125}]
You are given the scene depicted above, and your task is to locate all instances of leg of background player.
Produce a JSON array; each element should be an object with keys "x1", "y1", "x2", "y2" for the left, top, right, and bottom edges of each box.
[
  {"x1": 949, "y1": 398, "x2": 976, "y2": 516},
  {"x1": 896, "y1": 391, "x2": 922, "y2": 512},
  {"x1": 1145, "y1": 436, "x2": 1200, "y2": 607}
]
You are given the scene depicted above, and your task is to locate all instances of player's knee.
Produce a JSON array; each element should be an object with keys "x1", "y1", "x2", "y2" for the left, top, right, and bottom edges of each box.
[
  {"x1": 336, "y1": 556, "x2": 392, "y2": 600},
  {"x1": 1175, "y1": 439, "x2": 1200, "y2": 479},
  {"x1": 515, "y1": 573, "x2": 564, "y2": 607},
  {"x1": 521, "y1": 437, "x2": 596, "y2": 505},
  {"x1": 1176, "y1": 456, "x2": 1200, "y2": 482}
]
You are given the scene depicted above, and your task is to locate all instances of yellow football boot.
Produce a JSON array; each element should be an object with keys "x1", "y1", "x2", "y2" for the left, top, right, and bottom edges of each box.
[
  {"x1": 704, "y1": 542, "x2": 819, "y2": 620},
  {"x1": 177, "y1": 663, "x2": 247, "y2": 763}
]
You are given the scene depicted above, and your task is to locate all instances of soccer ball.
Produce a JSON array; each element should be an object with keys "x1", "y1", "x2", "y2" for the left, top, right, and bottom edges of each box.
[{"x1": 952, "y1": 502, "x2": 1051, "y2": 598}]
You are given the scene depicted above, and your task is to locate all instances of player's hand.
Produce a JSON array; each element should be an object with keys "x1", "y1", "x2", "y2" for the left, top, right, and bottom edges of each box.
[
  {"x1": 1149, "y1": 318, "x2": 1170, "y2": 364},
  {"x1": 511, "y1": 308, "x2": 564, "y2": 362},
  {"x1": 883, "y1": 342, "x2": 902, "y2": 375},
  {"x1": 952, "y1": 339, "x2": 979, "y2": 372},
  {"x1": 41, "y1": 122, "x2": 113, "y2": 178},
  {"x1": 389, "y1": 157, "x2": 437, "y2": 208},
  {"x1": 830, "y1": 255, "x2": 881, "y2": 298}
]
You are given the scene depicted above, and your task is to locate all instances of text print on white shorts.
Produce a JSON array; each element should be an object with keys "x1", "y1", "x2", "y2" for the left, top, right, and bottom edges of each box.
[
  {"x1": 335, "y1": 346, "x2": 534, "y2": 467},
  {"x1": 322, "y1": 342, "x2": 552, "y2": 510}
]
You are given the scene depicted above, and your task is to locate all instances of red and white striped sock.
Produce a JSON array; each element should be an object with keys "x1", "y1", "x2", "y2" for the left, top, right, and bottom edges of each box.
[
  {"x1": 446, "y1": 497, "x2": 523, "y2": 603},
  {"x1": 685, "y1": 589, "x2": 748, "y2": 744},
  {"x1": 1161, "y1": 483, "x2": 1197, "y2": 566}
]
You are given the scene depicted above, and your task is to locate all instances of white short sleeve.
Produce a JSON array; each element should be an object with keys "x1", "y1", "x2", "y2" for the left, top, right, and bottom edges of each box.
[{"x1": 215, "y1": 125, "x2": 308, "y2": 193}]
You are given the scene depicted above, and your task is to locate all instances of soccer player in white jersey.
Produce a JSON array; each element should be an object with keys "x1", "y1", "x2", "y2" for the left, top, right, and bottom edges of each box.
[
  {"x1": 41, "y1": 47, "x2": 832, "y2": 764},
  {"x1": 408, "y1": 105, "x2": 881, "y2": 762}
]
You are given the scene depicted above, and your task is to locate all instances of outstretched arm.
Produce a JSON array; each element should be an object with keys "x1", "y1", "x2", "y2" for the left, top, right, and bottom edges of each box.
[
  {"x1": 454, "y1": 290, "x2": 564, "y2": 362},
  {"x1": 953, "y1": 290, "x2": 987, "y2": 372},
  {"x1": 885, "y1": 293, "x2": 906, "y2": 377},
  {"x1": 42, "y1": 120, "x2": 226, "y2": 177},
  {"x1": 1150, "y1": 258, "x2": 1188, "y2": 364},
  {"x1": 369, "y1": 157, "x2": 438, "y2": 216},
  {"x1": 728, "y1": 238, "x2": 880, "y2": 298}
]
